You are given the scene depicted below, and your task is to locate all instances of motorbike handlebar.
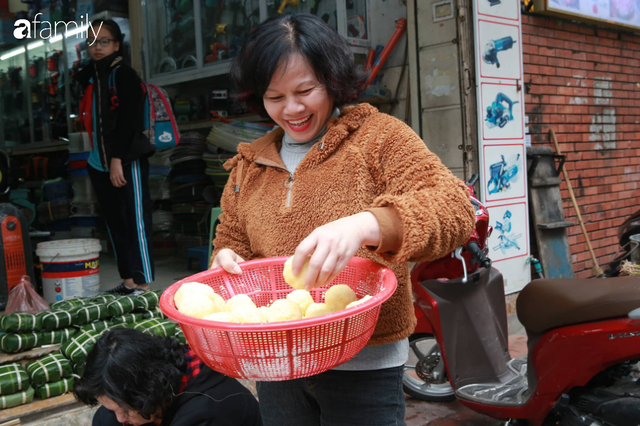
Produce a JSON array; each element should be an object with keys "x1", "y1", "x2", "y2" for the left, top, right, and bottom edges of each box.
[
  {"x1": 467, "y1": 173, "x2": 479, "y2": 187},
  {"x1": 467, "y1": 241, "x2": 492, "y2": 269}
]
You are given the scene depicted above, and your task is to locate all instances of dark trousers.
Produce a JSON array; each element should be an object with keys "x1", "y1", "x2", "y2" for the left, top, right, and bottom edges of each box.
[
  {"x1": 256, "y1": 366, "x2": 406, "y2": 426},
  {"x1": 87, "y1": 158, "x2": 154, "y2": 284}
]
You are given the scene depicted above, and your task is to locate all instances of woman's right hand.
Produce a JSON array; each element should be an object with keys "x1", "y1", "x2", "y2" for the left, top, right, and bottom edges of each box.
[{"x1": 210, "y1": 248, "x2": 245, "y2": 274}]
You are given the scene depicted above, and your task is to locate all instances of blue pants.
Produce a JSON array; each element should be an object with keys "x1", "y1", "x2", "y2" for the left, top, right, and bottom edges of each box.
[
  {"x1": 256, "y1": 366, "x2": 406, "y2": 426},
  {"x1": 87, "y1": 158, "x2": 154, "y2": 284}
]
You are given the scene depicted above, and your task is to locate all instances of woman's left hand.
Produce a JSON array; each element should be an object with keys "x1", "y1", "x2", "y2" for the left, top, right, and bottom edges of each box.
[{"x1": 293, "y1": 212, "x2": 381, "y2": 290}]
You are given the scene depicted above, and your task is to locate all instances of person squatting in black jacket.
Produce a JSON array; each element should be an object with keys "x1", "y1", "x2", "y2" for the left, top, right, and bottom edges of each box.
[
  {"x1": 74, "y1": 19, "x2": 156, "y2": 295},
  {"x1": 74, "y1": 329, "x2": 262, "y2": 426}
]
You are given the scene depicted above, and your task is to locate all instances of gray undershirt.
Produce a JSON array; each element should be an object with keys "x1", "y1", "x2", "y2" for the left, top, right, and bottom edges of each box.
[{"x1": 279, "y1": 109, "x2": 409, "y2": 371}]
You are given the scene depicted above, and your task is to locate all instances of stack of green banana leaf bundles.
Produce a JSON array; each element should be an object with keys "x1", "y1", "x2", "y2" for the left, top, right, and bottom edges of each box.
[
  {"x1": 0, "y1": 386, "x2": 34, "y2": 409},
  {"x1": 142, "y1": 306, "x2": 166, "y2": 320},
  {"x1": 0, "y1": 363, "x2": 34, "y2": 409},
  {"x1": 60, "y1": 329, "x2": 101, "y2": 363},
  {"x1": 132, "y1": 319, "x2": 176, "y2": 337},
  {"x1": 73, "y1": 361, "x2": 86, "y2": 376},
  {"x1": 34, "y1": 377, "x2": 74, "y2": 400},
  {"x1": 0, "y1": 313, "x2": 42, "y2": 333},
  {"x1": 107, "y1": 296, "x2": 138, "y2": 316},
  {"x1": 74, "y1": 304, "x2": 110, "y2": 326},
  {"x1": 25, "y1": 353, "x2": 73, "y2": 387},
  {"x1": 91, "y1": 294, "x2": 119, "y2": 305},
  {"x1": 174, "y1": 327, "x2": 187, "y2": 346},
  {"x1": 133, "y1": 291, "x2": 161, "y2": 310},
  {"x1": 80, "y1": 320, "x2": 114, "y2": 333},
  {"x1": 0, "y1": 332, "x2": 42, "y2": 353},
  {"x1": 50, "y1": 298, "x2": 90, "y2": 311},
  {"x1": 111, "y1": 313, "x2": 144, "y2": 325},
  {"x1": 40, "y1": 327, "x2": 77, "y2": 345},
  {"x1": 41, "y1": 310, "x2": 77, "y2": 331},
  {"x1": 80, "y1": 321, "x2": 129, "y2": 333}
]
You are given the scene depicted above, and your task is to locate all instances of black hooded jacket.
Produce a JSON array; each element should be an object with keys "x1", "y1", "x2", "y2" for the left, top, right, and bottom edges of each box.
[
  {"x1": 74, "y1": 51, "x2": 155, "y2": 169},
  {"x1": 92, "y1": 365, "x2": 262, "y2": 426}
]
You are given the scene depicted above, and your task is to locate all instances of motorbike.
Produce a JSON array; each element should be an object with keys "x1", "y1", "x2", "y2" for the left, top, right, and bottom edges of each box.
[{"x1": 404, "y1": 174, "x2": 640, "y2": 425}]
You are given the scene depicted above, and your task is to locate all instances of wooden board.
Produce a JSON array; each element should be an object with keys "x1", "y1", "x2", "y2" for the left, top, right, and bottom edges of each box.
[
  {"x1": 0, "y1": 394, "x2": 77, "y2": 424},
  {"x1": 0, "y1": 346, "x2": 60, "y2": 366},
  {"x1": 526, "y1": 147, "x2": 574, "y2": 278}
]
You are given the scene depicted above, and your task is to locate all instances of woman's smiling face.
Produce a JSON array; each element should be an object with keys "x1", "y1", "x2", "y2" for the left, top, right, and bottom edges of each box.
[{"x1": 262, "y1": 53, "x2": 334, "y2": 143}]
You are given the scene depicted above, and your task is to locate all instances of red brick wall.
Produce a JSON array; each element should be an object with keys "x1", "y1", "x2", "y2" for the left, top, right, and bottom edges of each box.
[{"x1": 521, "y1": 14, "x2": 640, "y2": 278}]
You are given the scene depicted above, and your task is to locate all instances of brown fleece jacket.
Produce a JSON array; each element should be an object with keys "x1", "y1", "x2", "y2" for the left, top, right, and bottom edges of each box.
[{"x1": 211, "y1": 103, "x2": 475, "y2": 346}]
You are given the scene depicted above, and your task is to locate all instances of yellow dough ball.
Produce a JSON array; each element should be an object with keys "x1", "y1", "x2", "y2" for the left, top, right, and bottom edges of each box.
[
  {"x1": 346, "y1": 295, "x2": 373, "y2": 309},
  {"x1": 234, "y1": 306, "x2": 267, "y2": 323},
  {"x1": 174, "y1": 282, "x2": 215, "y2": 310},
  {"x1": 286, "y1": 290, "x2": 314, "y2": 315},
  {"x1": 210, "y1": 293, "x2": 228, "y2": 313},
  {"x1": 282, "y1": 256, "x2": 310, "y2": 290},
  {"x1": 304, "y1": 303, "x2": 332, "y2": 319},
  {"x1": 265, "y1": 299, "x2": 303, "y2": 322},
  {"x1": 203, "y1": 312, "x2": 236, "y2": 322},
  {"x1": 227, "y1": 294, "x2": 256, "y2": 312},
  {"x1": 324, "y1": 285, "x2": 357, "y2": 312},
  {"x1": 178, "y1": 297, "x2": 216, "y2": 319}
]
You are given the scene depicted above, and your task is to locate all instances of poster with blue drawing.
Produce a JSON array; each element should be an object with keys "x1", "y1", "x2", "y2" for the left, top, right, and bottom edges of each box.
[
  {"x1": 483, "y1": 144, "x2": 525, "y2": 202},
  {"x1": 487, "y1": 203, "x2": 528, "y2": 262},
  {"x1": 476, "y1": 0, "x2": 520, "y2": 21},
  {"x1": 481, "y1": 83, "x2": 523, "y2": 140},
  {"x1": 478, "y1": 20, "x2": 521, "y2": 80}
]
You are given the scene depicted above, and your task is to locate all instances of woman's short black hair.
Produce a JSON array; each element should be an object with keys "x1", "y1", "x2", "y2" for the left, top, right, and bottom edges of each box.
[
  {"x1": 91, "y1": 19, "x2": 125, "y2": 56},
  {"x1": 230, "y1": 13, "x2": 368, "y2": 114},
  {"x1": 73, "y1": 329, "x2": 186, "y2": 420}
]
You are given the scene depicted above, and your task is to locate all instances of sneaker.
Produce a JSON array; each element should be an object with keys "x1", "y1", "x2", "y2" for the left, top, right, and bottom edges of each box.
[
  {"x1": 131, "y1": 288, "x2": 149, "y2": 296},
  {"x1": 105, "y1": 282, "x2": 138, "y2": 295}
]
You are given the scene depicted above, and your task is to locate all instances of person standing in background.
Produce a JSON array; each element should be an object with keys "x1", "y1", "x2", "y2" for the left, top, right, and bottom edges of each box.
[{"x1": 75, "y1": 19, "x2": 155, "y2": 295}]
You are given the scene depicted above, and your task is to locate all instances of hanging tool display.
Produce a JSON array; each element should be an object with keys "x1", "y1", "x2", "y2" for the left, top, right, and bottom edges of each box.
[
  {"x1": 162, "y1": 0, "x2": 197, "y2": 73},
  {"x1": 48, "y1": 72, "x2": 60, "y2": 96},
  {"x1": 8, "y1": 67, "x2": 23, "y2": 89},
  {"x1": 367, "y1": 18, "x2": 407, "y2": 86},
  {"x1": 485, "y1": 92, "x2": 518, "y2": 129},
  {"x1": 487, "y1": 154, "x2": 520, "y2": 195},
  {"x1": 47, "y1": 50, "x2": 62, "y2": 71},
  {"x1": 278, "y1": 0, "x2": 299, "y2": 14},
  {"x1": 214, "y1": 23, "x2": 227, "y2": 38},
  {"x1": 483, "y1": 36, "x2": 515, "y2": 68},
  {"x1": 205, "y1": 42, "x2": 229, "y2": 63},
  {"x1": 310, "y1": 0, "x2": 321, "y2": 14}
]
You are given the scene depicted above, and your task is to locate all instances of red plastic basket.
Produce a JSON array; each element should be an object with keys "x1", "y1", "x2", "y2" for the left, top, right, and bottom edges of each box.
[{"x1": 159, "y1": 256, "x2": 397, "y2": 381}]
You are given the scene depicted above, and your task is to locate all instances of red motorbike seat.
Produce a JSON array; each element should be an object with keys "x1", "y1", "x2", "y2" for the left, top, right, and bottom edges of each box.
[{"x1": 516, "y1": 276, "x2": 640, "y2": 333}]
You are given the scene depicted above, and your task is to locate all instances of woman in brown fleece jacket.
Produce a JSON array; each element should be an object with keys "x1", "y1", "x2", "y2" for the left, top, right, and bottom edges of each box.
[{"x1": 211, "y1": 13, "x2": 475, "y2": 426}]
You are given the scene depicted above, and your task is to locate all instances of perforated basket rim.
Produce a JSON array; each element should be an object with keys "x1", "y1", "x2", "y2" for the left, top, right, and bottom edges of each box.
[{"x1": 159, "y1": 256, "x2": 397, "y2": 332}]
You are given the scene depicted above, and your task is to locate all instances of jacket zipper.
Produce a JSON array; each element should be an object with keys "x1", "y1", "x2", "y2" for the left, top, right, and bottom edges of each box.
[
  {"x1": 94, "y1": 63, "x2": 109, "y2": 170},
  {"x1": 255, "y1": 160, "x2": 294, "y2": 207},
  {"x1": 284, "y1": 174, "x2": 294, "y2": 207}
]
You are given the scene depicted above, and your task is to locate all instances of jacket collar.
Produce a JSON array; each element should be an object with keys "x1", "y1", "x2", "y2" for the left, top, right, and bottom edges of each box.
[
  {"x1": 74, "y1": 52, "x2": 123, "y2": 86},
  {"x1": 235, "y1": 103, "x2": 379, "y2": 169}
]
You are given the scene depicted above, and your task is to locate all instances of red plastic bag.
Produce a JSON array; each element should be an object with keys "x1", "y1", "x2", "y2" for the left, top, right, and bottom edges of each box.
[{"x1": 5, "y1": 276, "x2": 49, "y2": 314}]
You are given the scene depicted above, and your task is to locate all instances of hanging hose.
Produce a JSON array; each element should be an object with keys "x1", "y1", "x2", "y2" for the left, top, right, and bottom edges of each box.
[{"x1": 367, "y1": 18, "x2": 407, "y2": 86}]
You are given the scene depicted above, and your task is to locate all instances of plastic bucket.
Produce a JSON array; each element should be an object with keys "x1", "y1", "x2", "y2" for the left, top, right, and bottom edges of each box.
[{"x1": 36, "y1": 239, "x2": 102, "y2": 303}]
